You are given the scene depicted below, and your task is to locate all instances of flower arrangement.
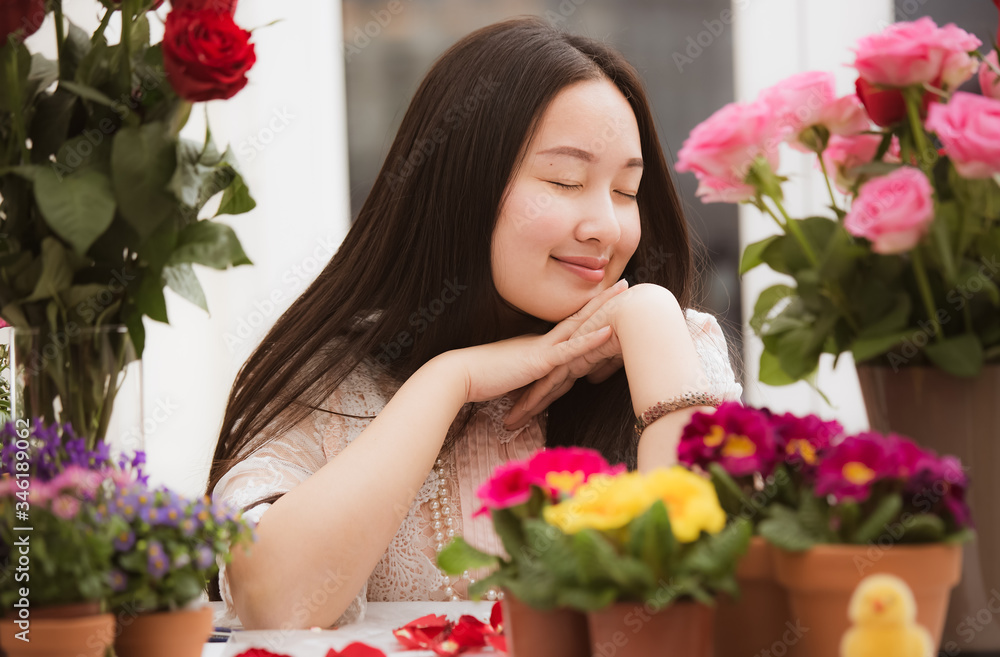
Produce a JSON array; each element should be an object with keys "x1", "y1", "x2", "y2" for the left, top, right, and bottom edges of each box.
[
  {"x1": 0, "y1": 0, "x2": 257, "y2": 445},
  {"x1": 99, "y1": 478, "x2": 254, "y2": 612},
  {"x1": 676, "y1": 15, "x2": 1000, "y2": 384},
  {"x1": 439, "y1": 447, "x2": 752, "y2": 611},
  {"x1": 677, "y1": 404, "x2": 974, "y2": 550},
  {"x1": 0, "y1": 465, "x2": 116, "y2": 608}
]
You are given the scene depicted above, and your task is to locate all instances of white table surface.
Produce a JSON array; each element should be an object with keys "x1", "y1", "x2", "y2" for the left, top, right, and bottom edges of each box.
[{"x1": 203, "y1": 601, "x2": 498, "y2": 657}]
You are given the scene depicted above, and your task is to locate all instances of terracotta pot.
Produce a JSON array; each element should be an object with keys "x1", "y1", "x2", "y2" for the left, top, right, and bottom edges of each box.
[
  {"x1": 588, "y1": 600, "x2": 714, "y2": 657},
  {"x1": 714, "y1": 537, "x2": 799, "y2": 657},
  {"x1": 501, "y1": 593, "x2": 590, "y2": 657},
  {"x1": 114, "y1": 605, "x2": 214, "y2": 657},
  {"x1": 0, "y1": 609, "x2": 114, "y2": 657},
  {"x1": 857, "y1": 363, "x2": 1000, "y2": 651},
  {"x1": 772, "y1": 543, "x2": 962, "y2": 657}
]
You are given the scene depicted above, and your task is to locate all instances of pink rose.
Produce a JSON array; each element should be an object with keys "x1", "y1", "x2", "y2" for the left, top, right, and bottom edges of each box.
[
  {"x1": 853, "y1": 17, "x2": 981, "y2": 89},
  {"x1": 816, "y1": 95, "x2": 871, "y2": 136},
  {"x1": 676, "y1": 101, "x2": 779, "y2": 203},
  {"x1": 844, "y1": 167, "x2": 934, "y2": 254},
  {"x1": 925, "y1": 91, "x2": 1000, "y2": 179},
  {"x1": 980, "y1": 51, "x2": 1000, "y2": 101},
  {"x1": 758, "y1": 72, "x2": 836, "y2": 141},
  {"x1": 822, "y1": 134, "x2": 900, "y2": 193}
]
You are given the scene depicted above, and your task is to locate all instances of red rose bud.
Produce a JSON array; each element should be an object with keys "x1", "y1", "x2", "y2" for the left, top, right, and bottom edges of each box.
[
  {"x1": 392, "y1": 613, "x2": 450, "y2": 649},
  {"x1": 171, "y1": 0, "x2": 237, "y2": 14},
  {"x1": 324, "y1": 644, "x2": 386, "y2": 657},
  {"x1": 855, "y1": 77, "x2": 937, "y2": 127},
  {"x1": 0, "y1": 0, "x2": 46, "y2": 46},
  {"x1": 163, "y1": 9, "x2": 256, "y2": 102}
]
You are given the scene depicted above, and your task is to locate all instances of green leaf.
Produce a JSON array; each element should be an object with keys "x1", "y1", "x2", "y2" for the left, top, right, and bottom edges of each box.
[
  {"x1": 134, "y1": 268, "x2": 168, "y2": 324},
  {"x1": 491, "y1": 508, "x2": 528, "y2": 564},
  {"x1": 25, "y1": 53, "x2": 59, "y2": 101},
  {"x1": 111, "y1": 124, "x2": 179, "y2": 240},
  {"x1": 0, "y1": 40, "x2": 31, "y2": 113},
  {"x1": 33, "y1": 167, "x2": 117, "y2": 255},
  {"x1": 749, "y1": 284, "x2": 795, "y2": 336},
  {"x1": 707, "y1": 463, "x2": 751, "y2": 519},
  {"x1": 758, "y1": 349, "x2": 798, "y2": 386},
  {"x1": 627, "y1": 500, "x2": 675, "y2": 580},
  {"x1": 60, "y1": 20, "x2": 93, "y2": 81},
  {"x1": 851, "y1": 493, "x2": 903, "y2": 544},
  {"x1": 955, "y1": 260, "x2": 1000, "y2": 307},
  {"x1": 59, "y1": 80, "x2": 117, "y2": 108},
  {"x1": 924, "y1": 334, "x2": 983, "y2": 377},
  {"x1": 680, "y1": 517, "x2": 752, "y2": 577},
  {"x1": 163, "y1": 263, "x2": 208, "y2": 313},
  {"x1": 25, "y1": 238, "x2": 75, "y2": 302},
  {"x1": 851, "y1": 329, "x2": 916, "y2": 364},
  {"x1": 556, "y1": 587, "x2": 618, "y2": 612},
  {"x1": 740, "y1": 235, "x2": 780, "y2": 275},
  {"x1": 437, "y1": 537, "x2": 499, "y2": 575},
  {"x1": 857, "y1": 294, "x2": 912, "y2": 339},
  {"x1": 898, "y1": 514, "x2": 945, "y2": 543},
  {"x1": 758, "y1": 505, "x2": 818, "y2": 551},
  {"x1": 167, "y1": 221, "x2": 251, "y2": 270},
  {"x1": 522, "y1": 519, "x2": 578, "y2": 581},
  {"x1": 215, "y1": 169, "x2": 256, "y2": 216}
]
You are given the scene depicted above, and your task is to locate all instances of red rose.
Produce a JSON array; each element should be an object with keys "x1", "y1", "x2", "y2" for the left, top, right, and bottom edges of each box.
[
  {"x1": 172, "y1": 0, "x2": 237, "y2": 14},
  {"x1": 163, "y1": 10, "x2": 256, "y2": 102},
  {"x1": 855, "y1": 78, "x2": 935, "y2": 128},
  {"x1": 0, "y1": 0, "x2": 46, "y2": 46}
]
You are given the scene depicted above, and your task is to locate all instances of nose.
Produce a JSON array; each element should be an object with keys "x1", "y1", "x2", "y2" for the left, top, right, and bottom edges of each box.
[{"x1": 574, "y1": 190, "x2": 622, "y2": 246}]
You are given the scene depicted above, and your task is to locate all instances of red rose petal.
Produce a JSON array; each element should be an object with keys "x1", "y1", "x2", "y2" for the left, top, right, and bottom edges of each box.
[
  {"x1": 325, "y1": 644, "x2": 387, "y2": 657},
  {"x1": 489, "y1": 601, "x2": 503, "y2": 634},
  {"x1": 233, "y1": 650, "x2": 292, "y2": 657},
  {"x1": 393, "y1": 614, "x2": 450, "y2": 649},
  {"x1": 486, "y1": 633, "x2": 508, "y2": 653},
  {"x1": 448, "y1": 616, "x2": 488, "y2": 648}
]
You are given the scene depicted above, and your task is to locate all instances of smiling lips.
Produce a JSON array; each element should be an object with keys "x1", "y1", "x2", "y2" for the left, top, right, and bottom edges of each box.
[{"x1": 552, "y1": 255, "x2": 608, "y2": 283}]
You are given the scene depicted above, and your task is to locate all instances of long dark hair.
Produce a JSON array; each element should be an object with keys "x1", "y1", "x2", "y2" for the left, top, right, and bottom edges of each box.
[{"x1": 207, "y1": 16, "x2": 696, "y2": 503}]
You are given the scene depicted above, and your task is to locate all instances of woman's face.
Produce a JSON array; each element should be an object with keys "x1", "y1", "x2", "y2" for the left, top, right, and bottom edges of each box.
[{"x1": 492, "y1": 78, "x2": 643, "y2": 325}]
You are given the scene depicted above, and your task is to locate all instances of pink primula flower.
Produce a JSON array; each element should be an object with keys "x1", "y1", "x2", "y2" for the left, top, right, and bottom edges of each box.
[
  {"x1": 525, "y1": 447, "x2": 624, "y2": 497},
  {"x1": 814, "y1": 432, "x2": 900, "y2": 502}
]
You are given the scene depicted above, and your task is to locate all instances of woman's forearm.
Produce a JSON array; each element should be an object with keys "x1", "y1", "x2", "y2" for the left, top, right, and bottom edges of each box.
[
  {"x1": 611, "y1": 285, "x2": 712, "y2": 472},
  {"x1": 227, "y1": 354, "x2": 468, "y2": 629}
]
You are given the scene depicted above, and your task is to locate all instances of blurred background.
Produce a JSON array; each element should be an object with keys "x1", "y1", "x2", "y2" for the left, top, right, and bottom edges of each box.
[{"x1": 25, "y1": 1, "x2": 992, "y2": 497}]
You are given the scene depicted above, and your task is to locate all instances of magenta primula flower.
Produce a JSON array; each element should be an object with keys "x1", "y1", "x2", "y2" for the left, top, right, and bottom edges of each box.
[
  {"x1": 815, "y1": 432, "x2": 901, "y2": 502},
  {"x1": 678, "y1": 402, "x2": 778, "y2": 477},
  {"x1": 772, "y1": 412, "x2": 843, "y2": 472},
  {"x1": 525, "y1": 447, "x2": 624, "y2": 497},
  {"x1": 898, "y1": 437, "x2": 973, "y2": 529},
  {"x1": 474, "y1": 461, "x2": 534, "y2": 517}
]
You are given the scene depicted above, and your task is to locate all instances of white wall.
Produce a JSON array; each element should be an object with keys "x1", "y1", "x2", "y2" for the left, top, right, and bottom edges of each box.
[
  {"x1": 26, "y1": 1, "x2": 351, "y2": 496},
  {"x1": 733, "y1": 0, "x2": 894, "y2": 431}
]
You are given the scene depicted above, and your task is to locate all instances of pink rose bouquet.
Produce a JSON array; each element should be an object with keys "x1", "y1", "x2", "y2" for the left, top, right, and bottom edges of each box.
[{"x1": 677, "y1": 12, "x2": 1000, "y2": 385}]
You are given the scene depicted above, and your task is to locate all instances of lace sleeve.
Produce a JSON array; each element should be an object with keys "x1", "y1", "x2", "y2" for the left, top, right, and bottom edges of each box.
[
  {"x1": 212, "y1": 364, "x2": 387, "y2": 629},
  {"x1": 685, "y1": 308, "x2": 744, "y2": 402}
]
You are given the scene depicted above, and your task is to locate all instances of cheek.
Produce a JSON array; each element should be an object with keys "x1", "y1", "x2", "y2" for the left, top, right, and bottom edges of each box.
[{"x1": 498, "y1": 182, "x2": 571, "y2": 249}]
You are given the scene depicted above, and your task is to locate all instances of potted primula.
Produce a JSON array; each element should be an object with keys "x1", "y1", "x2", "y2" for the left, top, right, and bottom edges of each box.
[
  {"x1": 0, "y1": 464, "x2": 117, "y2": 657},
  {"x1": 438, "y1": 447, "x2": 752, "y2": 657},
  {"x1": 756, "y1": 429, "x2": 971, "y2": 657},
  {"x1": 678, "y1": 402, "x2": 845, "y2": 657},
  {"x1": 101, "y1": 478, "x2": 255, "y2": 657}
]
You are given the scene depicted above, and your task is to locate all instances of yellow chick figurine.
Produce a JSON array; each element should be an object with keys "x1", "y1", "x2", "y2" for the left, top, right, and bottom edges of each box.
[{"x1": 841, "y1": 574, "x2": 934, "y2": 657}]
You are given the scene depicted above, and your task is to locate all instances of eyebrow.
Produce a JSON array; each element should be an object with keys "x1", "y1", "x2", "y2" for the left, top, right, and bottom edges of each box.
[{"x1": 537, "y1": 146, "x2": 643, "y2": 169}]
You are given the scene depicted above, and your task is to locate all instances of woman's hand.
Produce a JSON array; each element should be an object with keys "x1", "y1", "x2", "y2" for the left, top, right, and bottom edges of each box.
[
  {"x1": 502, "y1": 282, "x2": 672, "y2": 430},
  {"x1": 448, "y1": 281, "x2": 636, "y2": 406}
]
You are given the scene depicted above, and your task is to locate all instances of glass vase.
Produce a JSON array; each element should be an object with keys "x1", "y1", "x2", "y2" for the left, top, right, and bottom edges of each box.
[{"x1": 7, "y1": 325, "x2": 144, "y2": 457}]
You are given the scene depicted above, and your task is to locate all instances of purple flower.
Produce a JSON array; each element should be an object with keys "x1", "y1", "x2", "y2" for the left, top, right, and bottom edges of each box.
[
  {"x1": 815, "y1": 432, "x2": 901, "y2": 502},
  {"x1": 678, "y1": 402, "x2": 778, "y2": 477},
  {"x1": 179, "y1": 517, "x2": 198, "y2": 537},
  {"x1": 109, "y1": 569, "x2": 128, "y2": 592},
  {"x1": 113, "y1": 529, "x2": 136, "y2": 552},
  {"x1": 147, "y1": 541, "x2": 169, "y2": 580},
  {"x1": 772, "y1": 412, "x2": 843, "y2": 472},
  {"x1": 195, "y1": 544, "x2": 215, "y2": 570}
]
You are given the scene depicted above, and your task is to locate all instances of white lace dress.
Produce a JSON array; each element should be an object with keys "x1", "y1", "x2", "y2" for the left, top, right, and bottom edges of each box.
[{"x1": 213, "y1": 309, "x2": 743, "y2": 628}]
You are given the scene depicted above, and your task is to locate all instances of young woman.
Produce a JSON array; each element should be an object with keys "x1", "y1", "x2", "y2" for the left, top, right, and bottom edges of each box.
[{"x1": 207, "y1": 16, "x2": 742, "y2": 630}]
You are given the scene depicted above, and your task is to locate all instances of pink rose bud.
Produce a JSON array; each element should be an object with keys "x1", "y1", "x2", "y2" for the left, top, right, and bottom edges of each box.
[
  {"x1": 844, "y1": 167, "x2": 934, "y2": 254},
  {"x1": 676, "y1": 100, "x2": 779, "y2": 204},
  {"x1": 925, "y1": 91, "x2": 1000, "y2": 179},
  {"x1": 853, "y1": 17, "x2": 981, "y2": 89},
  {"x1": 980, "y1": 51, "x2": 1000, "y2": 101}
]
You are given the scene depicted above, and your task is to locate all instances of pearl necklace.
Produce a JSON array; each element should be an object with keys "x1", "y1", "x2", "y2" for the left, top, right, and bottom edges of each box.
[{"x1": 432, "y1": 457, "x2": 503, "y2": 602}]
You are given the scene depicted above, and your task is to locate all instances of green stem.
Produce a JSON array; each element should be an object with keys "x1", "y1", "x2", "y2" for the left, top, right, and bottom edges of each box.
[
  {"x1": 911, "y1": 247, "x2": 943, "y2": 342},
  {"x1": 771, "y1": 195, "x2": 819, "y2": 267},
  {"x1": 93, "y1": 6, "x2": 114, "y2": 45},
  {"x1": 120, "y1": 0, "x2": 134, "y2": 94},
  {"x1": 904, "y1": 89, "x2": 934, "y2": 173},
  {"x1": 53, "y1": 1, "x2": 65, "y2": 70},
  {"x1": 818, "y1": 157, "x2": 841, "y2": 214},
  {"x1": 6, "y1": 49, "x2": 29, "y2": 164}
]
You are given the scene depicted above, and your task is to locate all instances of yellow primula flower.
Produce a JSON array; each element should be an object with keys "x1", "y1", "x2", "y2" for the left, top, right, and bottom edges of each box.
[
  {"x1": 642, "y1": 466, "x2": 726, "y2": 543},
  {"x1": 543, "y1": 472, "x2": 654, "y2": 534}
]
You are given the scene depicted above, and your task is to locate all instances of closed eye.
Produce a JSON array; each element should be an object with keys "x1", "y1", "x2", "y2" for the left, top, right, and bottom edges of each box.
[
  {"x1": 548, "y1": 181, "x2": 580, "y2": 190},
  {"x1": 617, "y1": 191, "x2": 637, "y2": 200}
]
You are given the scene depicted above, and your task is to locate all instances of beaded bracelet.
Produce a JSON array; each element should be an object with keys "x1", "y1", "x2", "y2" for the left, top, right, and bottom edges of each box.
[{"x1": 634, "y1": 391, "x2": 723, "y2": 439}]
